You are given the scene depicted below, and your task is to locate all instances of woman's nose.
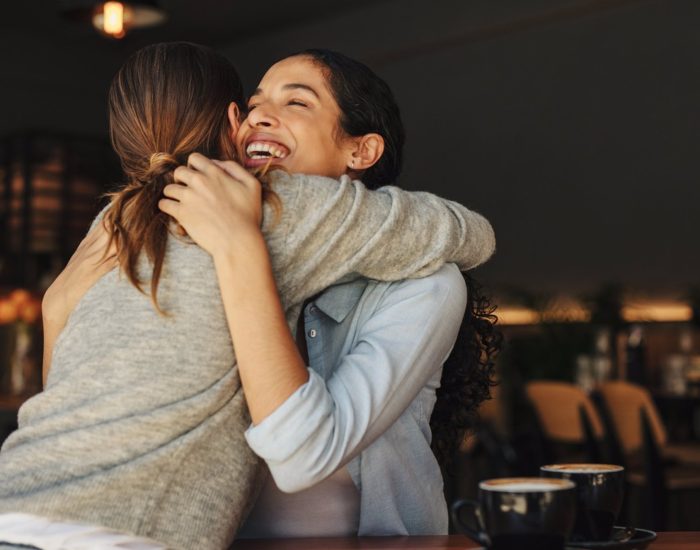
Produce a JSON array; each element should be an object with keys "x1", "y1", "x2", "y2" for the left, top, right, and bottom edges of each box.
[{"x1": 247, "y1": 104, "x2": 278, "y2": 128}]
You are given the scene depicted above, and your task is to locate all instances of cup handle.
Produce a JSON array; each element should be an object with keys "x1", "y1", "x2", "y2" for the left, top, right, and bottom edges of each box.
[{"x1": 451, "y1": 498, "x2": 491, "y2": 546}]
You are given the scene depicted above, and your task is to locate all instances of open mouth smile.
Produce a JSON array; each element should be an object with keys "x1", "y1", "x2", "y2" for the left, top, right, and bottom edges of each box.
[{"x1": 245, "y1": 141, "x2": 290, "y2": 161}]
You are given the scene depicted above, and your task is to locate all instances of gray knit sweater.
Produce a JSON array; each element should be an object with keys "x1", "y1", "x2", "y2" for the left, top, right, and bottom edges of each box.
[{"x1": 0, "y1": 171, "x2": 495, "y2": 549}]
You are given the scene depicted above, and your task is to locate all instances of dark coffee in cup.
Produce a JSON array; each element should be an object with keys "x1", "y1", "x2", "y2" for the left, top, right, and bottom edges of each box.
[
  {"x1": 540, "y1": 463, "x2": 625, "y2": 542},
  {"x1": 451, "y1": 477, "x2": 577, "y2": 550}
]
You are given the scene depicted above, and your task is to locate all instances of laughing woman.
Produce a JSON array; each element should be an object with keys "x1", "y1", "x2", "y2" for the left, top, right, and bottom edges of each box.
[
  {"x1": 165, "y1": 49, "x2": 500, "y2": 538},
  {"x1": 0, "y1": 43, "x2": 494, "y2": 550}
]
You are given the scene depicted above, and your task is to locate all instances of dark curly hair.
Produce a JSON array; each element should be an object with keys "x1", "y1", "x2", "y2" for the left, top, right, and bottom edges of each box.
[
  {"x1": 292, "y1": 48, "x2": 501, "y2": 472},
  {"x1": 430, "y1": 274, "x2": 501, "y2": 473}
]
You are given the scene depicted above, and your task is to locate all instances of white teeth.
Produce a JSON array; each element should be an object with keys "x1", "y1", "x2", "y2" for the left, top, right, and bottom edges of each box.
[{"x1": 246, "y1": 141, "x2": 288, "y2": 159}]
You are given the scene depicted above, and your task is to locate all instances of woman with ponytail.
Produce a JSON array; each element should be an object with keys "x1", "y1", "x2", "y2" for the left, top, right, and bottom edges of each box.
[{"x1": 0, "y1": 43, "x2": 494, "y2": 549}]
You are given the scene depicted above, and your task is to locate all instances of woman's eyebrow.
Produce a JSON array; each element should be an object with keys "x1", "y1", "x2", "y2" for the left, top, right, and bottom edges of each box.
[
  {"x1": 281, "y1": 83, "x2": 321, "y2": 99},
  {"x1": 250, "y1": 83, "x2": 321, "y2": 100}
]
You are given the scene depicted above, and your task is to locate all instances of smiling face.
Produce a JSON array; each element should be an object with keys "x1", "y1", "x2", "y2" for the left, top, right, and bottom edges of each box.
[{"x1": 236, "y1": 56, "x2": 355, "y2": 177}]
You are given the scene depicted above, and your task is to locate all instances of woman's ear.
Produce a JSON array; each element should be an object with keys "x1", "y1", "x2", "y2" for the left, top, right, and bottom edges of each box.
[
  {"x1": 227, "y1": 102, "x2": 241, "y2": 138},
  {"x1": 348, "y1": 133, "x2": 385, "y2": 171}
]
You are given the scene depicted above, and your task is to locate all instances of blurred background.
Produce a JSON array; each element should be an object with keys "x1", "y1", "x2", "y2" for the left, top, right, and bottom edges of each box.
[{"x1": 1, "y1": 0, "x2": 700, "y2": 533}]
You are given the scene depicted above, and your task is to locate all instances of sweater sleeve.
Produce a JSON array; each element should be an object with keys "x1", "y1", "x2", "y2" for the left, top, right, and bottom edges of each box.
[{"x1": 261, "y1": 171, "x2": 495, "y2": 310}]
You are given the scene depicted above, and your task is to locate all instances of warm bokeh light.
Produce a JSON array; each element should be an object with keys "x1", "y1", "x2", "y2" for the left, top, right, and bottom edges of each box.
[
  {"x1": 8, "y1": 289, "x2": 31, "y2": 307},
  {"x1": 497, "y1": 307, "x2": 540, "y2": 326},
  {"x1": 0, "y1": 299, "x2": 19, "y2": 325},
  {"x1": 18, "y1": 300, "x2": 42, "y2": 324},
  {"x1": 0, "y1": 291, "x2": 41, "y2": 324},
  {"x1": 622, "y1": 301, "x2": 693, "y2": 323},
  {"x1": 89, "y1": 1, "x2": 166, "y2": 39},
  {"x1": 103, "y1": 2, "x2": 125, "y2": 38},
  {"x1": 498, "y1": 300, "x2": 694, "y2": 325}
]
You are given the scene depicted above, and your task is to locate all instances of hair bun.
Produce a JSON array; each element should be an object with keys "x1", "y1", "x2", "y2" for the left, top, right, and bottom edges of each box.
[{"x1": 142, "y1": 152, "x2": 179, "y2": 181}]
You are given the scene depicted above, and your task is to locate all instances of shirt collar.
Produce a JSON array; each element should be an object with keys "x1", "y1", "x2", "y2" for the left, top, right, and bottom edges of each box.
[{"x1": 314, "y1": 277, "x2": 369, "y2": 324}]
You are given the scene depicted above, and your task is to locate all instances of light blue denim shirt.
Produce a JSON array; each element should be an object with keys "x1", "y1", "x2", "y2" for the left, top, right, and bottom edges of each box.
[{"x1": 244, "y1": 263, "x2": 467, "y2": 535}]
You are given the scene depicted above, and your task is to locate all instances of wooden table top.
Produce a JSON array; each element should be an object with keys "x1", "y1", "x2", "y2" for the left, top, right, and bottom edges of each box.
[{"x1": 230, "y1": 532, "x2": 700, "y2": 549}]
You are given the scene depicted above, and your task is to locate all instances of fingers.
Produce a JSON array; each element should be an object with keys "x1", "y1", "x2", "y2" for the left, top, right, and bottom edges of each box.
[
  {"x1": 173, "y1": 165, "x2": 198, "y2": 186},
  {"x1": 64, "y1": 223, "x2": 118, "y2": 274},
  {"x1": 158, "y1": 198, "x2": 181, "y2": 219},
  {"x1": 97, "y1": 253, "x2": 118, "y2": 270},
  {"x1": 211, "y1": 160, "x2": 262, "y2": 197},
  {"x1": 80, "y1": 223, "x2": 116, "y2": 265},
  {"x1": 186, "y1": 152, "x2": 219, "y2": 175},
  {"x1": 175, "y1": 161, "x2": 238, "y2": 189},
  {"x1": 72, "y1": 223, "x2": 108, "y2": 259},
  {"x1": 211, "y1": 159, "x2": 253, "y2": 183},
  {"x1": 162, "y1": 183, "x2": 186, "y2": 201},
  {"x1": 178, "y1": 156, "x2": 258, "y2": 193}
]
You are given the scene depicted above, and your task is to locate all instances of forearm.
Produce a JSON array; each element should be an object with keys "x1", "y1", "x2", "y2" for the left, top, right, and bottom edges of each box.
[
  {"x1": 40, "y1": 285, "x2": 70, "y2": 386},
  {"x1": 213, "y1": 230, "x2": 309, "y2": 425}
]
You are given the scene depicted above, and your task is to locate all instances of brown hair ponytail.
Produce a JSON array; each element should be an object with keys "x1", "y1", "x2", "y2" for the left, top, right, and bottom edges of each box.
[{"x1": 104, "y1": 42, "x2": 245, "y2": 312}]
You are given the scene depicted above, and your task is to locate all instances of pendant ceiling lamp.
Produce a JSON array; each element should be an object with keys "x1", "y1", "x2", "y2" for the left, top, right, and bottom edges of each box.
[{"x1": 61, "y1": 0, "x2": 167, "y2": 39}]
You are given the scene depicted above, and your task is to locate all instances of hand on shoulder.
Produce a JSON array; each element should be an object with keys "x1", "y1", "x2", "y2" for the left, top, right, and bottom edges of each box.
[{"x1": 158, "y1": 153, "x2": 264, "y2": 258}]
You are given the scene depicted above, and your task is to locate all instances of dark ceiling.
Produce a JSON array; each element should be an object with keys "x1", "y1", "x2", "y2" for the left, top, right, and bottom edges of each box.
[
  {"x1": 0, "y1": 0, "x2": 386, "y2": 136},
  {"x1": 9, "y1": 1, "x2": 382, "y2": 47}
]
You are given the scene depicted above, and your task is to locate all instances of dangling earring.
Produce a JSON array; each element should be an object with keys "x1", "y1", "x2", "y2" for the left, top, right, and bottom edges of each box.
[{"x1": 350, "y1": 159, "x2": 355, "y2": 169}]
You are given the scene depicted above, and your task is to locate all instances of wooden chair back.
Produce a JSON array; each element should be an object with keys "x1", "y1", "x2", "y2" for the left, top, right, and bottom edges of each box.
[
  {"x1": 597, "y1": 380, "x2": 667, "y2": 454},
  {"x1": 525, "y1": 381, "x2": 605, "y2": 443}
]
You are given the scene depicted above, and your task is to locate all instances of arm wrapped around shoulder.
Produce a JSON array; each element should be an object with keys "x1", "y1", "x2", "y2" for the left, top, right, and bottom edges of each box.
[{"x1": 262, "y1": 171, "x2": 495, "y2": 305}]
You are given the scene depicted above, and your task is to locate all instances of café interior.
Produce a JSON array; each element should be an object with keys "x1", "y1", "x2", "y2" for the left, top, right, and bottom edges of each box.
[{"x1": 1, "y1": 1, "x2": 699, "y2": 548}]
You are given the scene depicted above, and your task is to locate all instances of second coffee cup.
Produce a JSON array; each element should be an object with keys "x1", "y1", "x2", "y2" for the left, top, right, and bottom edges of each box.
[{"x1": 540, "y1": 463, "x2": 625, "y2": 542}]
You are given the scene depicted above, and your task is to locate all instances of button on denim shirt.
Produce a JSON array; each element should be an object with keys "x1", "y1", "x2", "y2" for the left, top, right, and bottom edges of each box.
[{"x1": 245, "y1": 263, "x2": 467, "y2": 535}]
